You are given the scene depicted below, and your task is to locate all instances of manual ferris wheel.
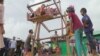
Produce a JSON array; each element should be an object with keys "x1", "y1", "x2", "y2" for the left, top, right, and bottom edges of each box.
[{"x1": 27, "y1": 0, "x2": 72, "y2": 56}]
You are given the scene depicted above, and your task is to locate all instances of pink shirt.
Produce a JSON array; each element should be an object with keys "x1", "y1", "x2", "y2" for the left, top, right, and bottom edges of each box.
[
  {"x1": 0, "y1": 4, "x2": 4, "y2": 24},
  {"x1": 68, "y1": 12, "x2": 83, "y2": 31}
]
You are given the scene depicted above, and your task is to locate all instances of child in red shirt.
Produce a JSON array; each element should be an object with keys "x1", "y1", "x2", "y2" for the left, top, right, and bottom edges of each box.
[{"x1": 66, "y1": 6, "x2": 86, "y2": 56}]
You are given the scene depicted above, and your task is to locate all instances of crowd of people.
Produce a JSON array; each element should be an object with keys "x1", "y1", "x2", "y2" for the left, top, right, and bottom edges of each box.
[
  {"x1": 0, "y1": 37, "x2": 24, "y2": 56},
  {"x1": 0, "y1": 0, "x2": 100, "y2": 56},
  {"x1": 0, "y1": 29, "x2": 100, "y2": 56}
]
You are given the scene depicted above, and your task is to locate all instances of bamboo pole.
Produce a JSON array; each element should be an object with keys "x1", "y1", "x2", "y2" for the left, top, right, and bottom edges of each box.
[
  {"x1": 53, "y1": 0, "x2": 62, "y2": 40},
  {"x1": 46, "y1": 1, "x2": 60, "y2": 7},
  {"x1": 64, "y1": 14, "x2": 71, "y2": 56},
  {"x1": 50, "y1": 27, "x2": 66, "y2": 32},
  {"x1": 34, "y1": 34, "x2": 66, "y2": 41},
  {"x1": 53, "y1": 0, "x2": 63, "y2": 21},
  {"x1": 53, "y1": 0, "x2": 66, "y2": 28},
  {"x1": 31, "y1": 22, "x2": 38, "y2": 56},
  {"x1": 27, "y1": 5, "x2": 34, "y2": 13},
  {"x1": 41, "y1": 23, "x2": 50, "y2": 32},
  {"x1": 36, "y1": 23, "x2": 42, "y2": 56},
  {"x1": 65, "y1": 35, "x2": 71, "y2": 56},
  {"x1": 61, "y1": 18, "x2": 64, "y2": 37},
  {"x1": 28, "y1": 0, "x2": 51, "y2": 8}
]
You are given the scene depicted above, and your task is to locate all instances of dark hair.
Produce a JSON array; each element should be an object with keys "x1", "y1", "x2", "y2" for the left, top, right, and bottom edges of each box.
[
  {"x1": 29, "y1": 29, "x2": 33, "y2": 33},
  {"x1": 0, "y1": 0, "x2": 3, "y2": 4},
  {"x1": 80, "y1": 8, "x2": 87, "y2": 13},
  {"x1": 41, "y1": 4, "x2": 45, "y2": 7},
  {"x1": 13, "y1": 36, "x2": 16, "y2": 40},
  {"x1": 66, "y1": 7, "x2": 75, "y2": 13},
  {"x1": 55, "y1": 31, "x2": 57, "y2": 34}
]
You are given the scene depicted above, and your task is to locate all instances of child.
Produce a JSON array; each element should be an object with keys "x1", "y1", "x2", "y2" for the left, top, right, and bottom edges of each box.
[
  {"x1": 70, "y1": 36, "x2": 76, "y2": 56},
  {"x1": 66, "y1": 20, "x2": 73, "y2": 38},
  {"x1": 27, "y1": 4, "x2": 46, "y2": 20},
  {"x1": 80, "y1": 8, "x2": 97, "y2": 56},
  {"x1": 35, "y1": 4, "x2": 46, "y2": 16},
  {"x1": 66, "y1": 6, "x2": 87, "y2": 56},
  {"x1": 65, "y1": 20, "x2": 74, "y2": 56},
  {"x1": 24, "y1": 29, "x2": 34, "y2": 56},
  {"x1": 40, "y1": 4, "x2": 46, "y2": 15},
  {"x1": 64, "y1": 12, "x2": 73, "y2": 38},
  {"x1": 55, "y1": 46, "x2": 60, "y2": 56}
]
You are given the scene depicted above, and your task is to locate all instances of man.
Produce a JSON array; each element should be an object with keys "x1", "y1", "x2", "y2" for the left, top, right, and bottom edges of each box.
[
  {"x1": 52, "y1": 31, "x2": 58, "y2": 52},
  {"x1": 51, "y1": 31, "x2": 61, "y2": 56},
  {"x1": 24, "y1": 29, "x2": 34, "y2": 56},
  {"x1": 8, "y1": 37, "x2": 17, "y2": 56},
  {"x1": 4, "y1": 38, "x2": 10, "y2": 56},
  {"x1": 80, "y1": 8, "x2": 97, "y2": 56}
]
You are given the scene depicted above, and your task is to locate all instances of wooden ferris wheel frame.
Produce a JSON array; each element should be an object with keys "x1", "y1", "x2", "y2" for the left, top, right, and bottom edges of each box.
[{"x1": 27, "y1": 0, "x2": 71, "y2": 56}]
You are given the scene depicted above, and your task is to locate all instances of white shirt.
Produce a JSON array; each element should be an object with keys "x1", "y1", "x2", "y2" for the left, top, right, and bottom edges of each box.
[
  {"x1": 43, "y1": 43, "x2": 50, "y2": 49},
  {"x1": 10, "y1": 40, "x2": 16, "y2": 48}
]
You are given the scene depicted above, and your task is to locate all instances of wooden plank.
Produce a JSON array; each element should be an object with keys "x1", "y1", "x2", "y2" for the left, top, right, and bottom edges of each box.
[
  {"x1": 29, "y1": 0, "x2": 51, "y2": 8},
  {"x1": 31, "y1": 22, "x2": 38, "y2": 56},
  {"x1": 32, "y1": 15, "x2": 65, "y2": 23},
  {"x1": 32, "y1": 15, "x2": 53, "y2": 22},
  {"x1": 35, "y1": 35, "x2": 67, "y2": 41},
  {"x1": 46, "y1": 1, "x2": 60, "y2": 7},
  {"x1": 41, "y1": 23, "x2": 50, "y2": 32},
  {"x1": 50, "y1": 27, "x2": 66, "y2": 32}
]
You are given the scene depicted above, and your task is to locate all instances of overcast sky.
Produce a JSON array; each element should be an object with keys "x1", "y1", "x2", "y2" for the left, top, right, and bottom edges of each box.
[{"x1": 4, "y1": 0, "x2": 100, "y2": 41}]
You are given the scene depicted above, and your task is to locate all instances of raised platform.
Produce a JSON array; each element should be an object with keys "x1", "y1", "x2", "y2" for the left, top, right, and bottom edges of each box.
[
  {"x1": 28, "y1": 14, "x2": 63, "y2": 23},
  {"x1": 32, "y1": 15, "x2": 53, "y2": 23}
]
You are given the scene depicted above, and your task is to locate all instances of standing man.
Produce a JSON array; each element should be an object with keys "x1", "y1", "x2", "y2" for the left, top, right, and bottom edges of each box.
[
  {"x1": 8, "y1": 37, "x2": 17, "y2": 56},
  {"x1": 80, "y1": 8, "x2": 97, "y2": 56},
  {"x1": 0, "y1": 0, "x2": 5, "y2": 56},
  {"x1": 24, "y1": 29, "x2": 34, "y2": 56},
  {"x1": 4, "y1": 38, "x2": 10, "y2": 56},
  {"x1": 51, "y1": 31, "x2": 60, "y2": 56},
  {"x1": 66, "y1": 6, "x2": 87, "y2": 56}
]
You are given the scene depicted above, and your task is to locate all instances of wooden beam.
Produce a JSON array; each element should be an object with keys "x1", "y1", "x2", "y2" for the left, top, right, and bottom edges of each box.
[
  {"x1": 61, "y1": 18, "x2": 64, "y2": 37},
  {"x1": 28, "y1": 0, "x2": 51, "y2": 8},
  {"x1": 31, "y1": 22, "x2": 38, "y2": 56},
  {"x1": 27, "y1": 6, "x2": 34, "y2": 13},
  {"x1": 36, "y1": 23, "x2": 42, "y2": 56},
  {"x1": 50, "y1": 27, "x2": 66, "y2": 32},
  {"x1": 53, "y1": 0, "x2": 63, "y2": 19},
  {"x1": 52, "y1": 0, "x2": 66, "y2": 29},
  {"x1": 35, "y1": 35, "x2": 67, "y2": 41},
  {"x1": 32, "y1": 15, "x2": 64, "y2": 23},
  {"x1": 46, "y1": 1, "x2": 60, "y2": 7},
  {"x1": 37, "y1": 23, "x2": 41, "y2": 40},
  {"x1": 41, "y1": 23, "x2": 50, "y2": 32}
]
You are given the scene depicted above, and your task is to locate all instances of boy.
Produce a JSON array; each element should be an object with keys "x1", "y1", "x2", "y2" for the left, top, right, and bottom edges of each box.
[
  {"x1": 24, "y1": 29, "x2": 34, "y2": 56},
  {"x1": 66, "y1": 6, "x2": 86, "y2": 56},
  {"x1": 80, "y1": 8, "x2": 97, "y2": 56}
]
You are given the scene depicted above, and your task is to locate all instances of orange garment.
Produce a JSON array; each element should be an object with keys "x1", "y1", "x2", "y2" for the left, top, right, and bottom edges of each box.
[
  {"x1": 68, "y1": 29, "x2": 73, "y2": 37},
  {"x1": 24, "y1": 51, "x2": 32, "y2": 56},
  {"x1": 66, "y1": 22, "x2": 73, "y2": 38}
]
